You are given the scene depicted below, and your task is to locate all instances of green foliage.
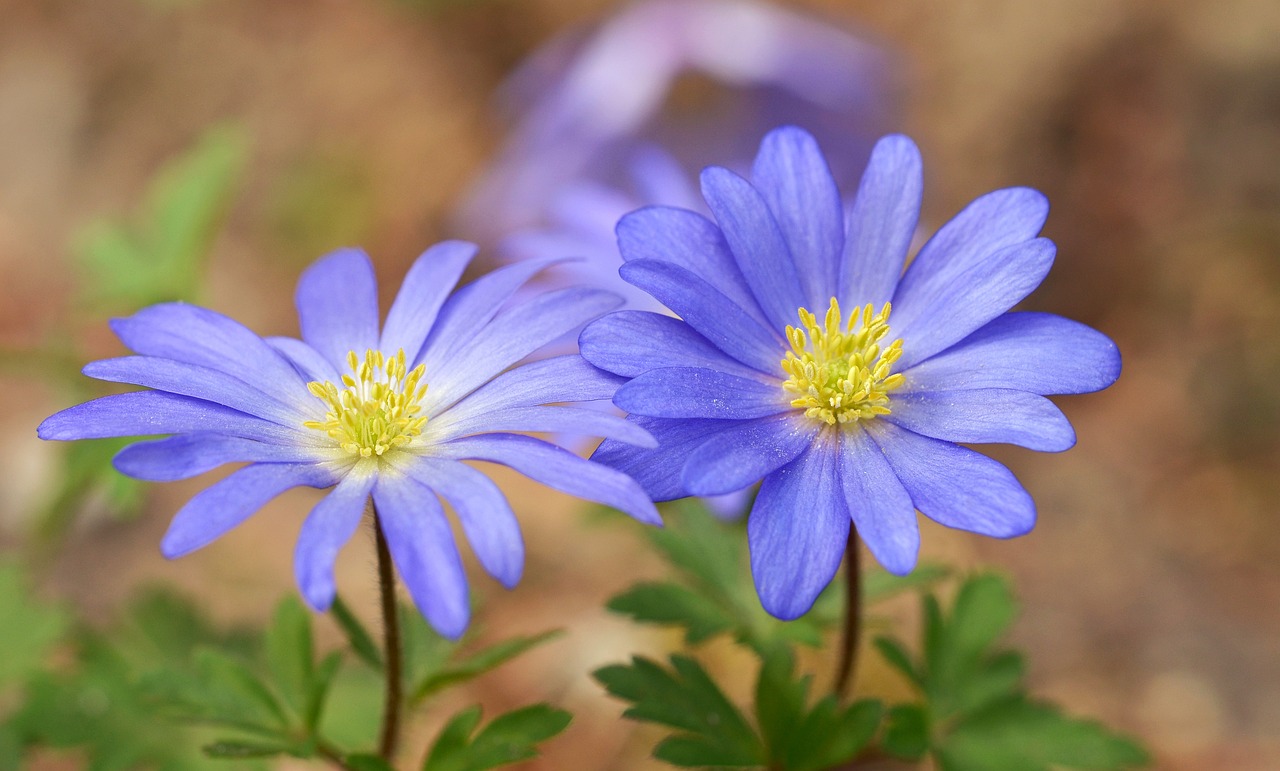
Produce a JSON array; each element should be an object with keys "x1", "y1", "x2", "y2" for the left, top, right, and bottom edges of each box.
[
  {"x1": 0, "y1": 561, "x2": 69, "y2": 690},
  {"x1": 421, "y1": 704, "x2": 571, "y2": 771},
  {"x1": 875, "y1": 573, "x2": 1150, "y2": 771},
  {"x1": 73, "y1": 123, "x2": 246, "y2": 311}
]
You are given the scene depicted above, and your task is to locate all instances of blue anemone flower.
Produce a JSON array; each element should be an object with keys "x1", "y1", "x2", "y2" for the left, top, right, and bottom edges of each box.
[
  {"x1": 38, "y1": 243, "x2": 660, "y2": 637},
  {"x1": 581, "y1": 127, "x2": 1120, "y2": 620}
]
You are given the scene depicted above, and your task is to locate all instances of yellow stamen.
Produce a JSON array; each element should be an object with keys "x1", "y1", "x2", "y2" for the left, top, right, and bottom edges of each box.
[
  {"x1": 303, "y1": 349, "x2": 428, "y2": 458},
  {"x1": 780, "y1": 298, "x2": 906, "y2": 426}
]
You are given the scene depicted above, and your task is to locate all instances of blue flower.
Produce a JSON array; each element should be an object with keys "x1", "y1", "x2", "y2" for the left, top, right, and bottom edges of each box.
[
  {"x1": 581, "y1": 127, "x2": 1121, "y2": 620},
  {"x1": 38, "y1": 243, "x2": 660, "y2": 637}
]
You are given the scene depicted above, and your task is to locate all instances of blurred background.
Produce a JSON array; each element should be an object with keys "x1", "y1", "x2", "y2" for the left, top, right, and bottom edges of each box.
[{"x1": 1, "y1": 0, "x2": 1278, "y2": 768}]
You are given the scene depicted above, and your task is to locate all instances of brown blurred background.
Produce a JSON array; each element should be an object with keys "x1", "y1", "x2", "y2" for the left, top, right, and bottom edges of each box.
[{"x1": 1, "y1": 0, "x2": 1278, "y2": 769}]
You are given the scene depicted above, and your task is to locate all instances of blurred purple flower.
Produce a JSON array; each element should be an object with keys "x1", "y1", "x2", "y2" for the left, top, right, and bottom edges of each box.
[{"x1": 38, "y1": 244, "x2": 660, "y2": 637}]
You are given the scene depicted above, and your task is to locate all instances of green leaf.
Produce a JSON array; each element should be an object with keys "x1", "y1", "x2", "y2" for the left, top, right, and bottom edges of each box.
[
  {"x1": 607, "y1": 581, "x2": 734, "y2": 644},
  {"x1": 882, "y1": 703, "x2": 930, "y2": 761},
  {"x1": 346, "y1": 755, "x2": 397, "y2": 771},
  {"x1": 863, "y1": 563, "x2": 951, "y2": 603},
  {"x1": 191, "y1": 647, "x2": 290, "y2": 730},
  {"x1": 305, "y1": 651, "x2": 343, "y2": 732},
  {"x1": 936, "y1": 698, "x2": 1150, "y2": 771},
  {"x1": 265, "y1": 596, "x2": 314, "y2": 716},
  {"x1": 0, "y1": 561, "x2": 70, "y2": 689},
  {"x1": 202, "y1": 740, "x2": 292, "y2": 759},
  {"x1": 787, "y1": 697, "x2": 882, "y2": 771},
  {"x1": 594, "y1": 655, "x2": 764, "y2": 767},
  {"x1": 422, "y1": 705, "x2": 484, "y2": 771},
  {"x1": 949, "y1": 574, "x2": 1017, "y2": 664},
  {"x1": 463, "y1": 704, "x2": 571, "y2": 769},
  {"x1": 411, "y1": 630, "x2": 563, "y2": 704},
  {"x1": 753, "y1": 645, "x2": 808, "y2": 762},
  {"x1": 874, "y1": 635, "x2": 921, "y2": 688},
  {"x1": 331, "y1": 595, "x2": 383, "y2": 669}
]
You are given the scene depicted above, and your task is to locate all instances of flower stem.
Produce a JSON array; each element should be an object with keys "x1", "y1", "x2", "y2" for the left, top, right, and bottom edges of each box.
[
  {"x1": 374, "y1": 510, "x2": 403, "y2": 761},
  {"x1": 834, "y1": 527, "x2": 861, "y2": 698}
]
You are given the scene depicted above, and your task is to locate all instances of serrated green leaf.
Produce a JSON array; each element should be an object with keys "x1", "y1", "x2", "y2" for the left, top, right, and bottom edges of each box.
[
  {"x1": 874, "y1": 635, "x2": 921, "y2": 687},
  {"x1": 863, "y1": 563, "x2": 951, "y2": 603},
  {"x1": 949, "y1": 574, "x2": 1017, "y2": 664},
  {"x1": 608, "y1": 581, "x2": 735, "y2": 644},
  {"x1": 346, "y1": 754, "x2": 397, "y2": 771},
  {"x1": 882, "y1": 703, "x2": 930, "y2": 761},
  {"x1": 787, "y1": 697, "x2": 882, "y2": 771},
  {"x1": 265, "y1": 596, "x2": 314, "y2": 716},
  {"x1": 937, "y1": 698, "x2": 1150, "y2": 771},
  {"x1": 331, "y1": 595, "x2": 383, "y2": 669},
  {"x1": 0, "y1": 561, "x2": 70, "y2": 688},
  {"x1": 411, "y1": 630, "x2": 563, "y2": 704},
  {"x1": 202, "y1": 740, "x2": 292, "y2": 759},
  {"x1": 594, "y1": 655, "x2": 764, "y2": 767},
  {"x1": 463, "y1": 704, "x2": 571, "y2": 769},
  {"x1": 422, "y1": 705, "x2": 484, "y2": 771},
  {"x1": 192, "y1": 648, "x2": 289, "y2": 730},
  {"x1": 950, "y1": 650, "x2": 1024, "y2": 717},
  {"x1": 753, "y1": 645, "x2": 808, "y2": 762},
  {"x1": 305, "y1": 651, "x2": 343, "y2": 732}
]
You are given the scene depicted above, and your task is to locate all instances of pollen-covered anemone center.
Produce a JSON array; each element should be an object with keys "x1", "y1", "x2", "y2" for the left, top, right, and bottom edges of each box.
[
  {"x1": 781, "y1": 298, "x2": 906, "y2": 426},
  {"x1": 303, "y1": 349, "x2": 429, "y2": 458}
]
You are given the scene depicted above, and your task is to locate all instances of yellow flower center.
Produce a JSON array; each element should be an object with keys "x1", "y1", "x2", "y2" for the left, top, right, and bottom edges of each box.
[
  {"x1": 781, "y1": 298, "x2": 906, "y2": 426},
  {"x1": 303, "y1": 349, "x2": 429, "y2": 458}
]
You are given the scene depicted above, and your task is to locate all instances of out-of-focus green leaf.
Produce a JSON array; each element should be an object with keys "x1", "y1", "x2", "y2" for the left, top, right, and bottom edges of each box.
[
  {"x1": 881, "y1": 703, "x2": 930, "y2": 761},
  {"x1": 201, "y1": 739, "x2": 294, "y2": 759},
  {"x1": 331, "y1": 595, "x2": 383, "y2": 669},
  {"x1": 863, "y1": 563, "x2": 951, "y2": 603},
  {"x1": 421, "y1": 704, "x2": 570, "y2": 771},
  {"x1": 410, "y1": 629, "x2": 564, "y2": 705},
  {"x1": 594, "y1": 655, "x2": 764, "y2": 768},
  {"x1": 265, "y1": 596, "x2": 315, "y2": 718},
  {"x1": 345, "y1": 754, "x2": 397, "y2": 771},
  {"x1": 0, "y1": 561, "x2": 69, "y2": 689}
]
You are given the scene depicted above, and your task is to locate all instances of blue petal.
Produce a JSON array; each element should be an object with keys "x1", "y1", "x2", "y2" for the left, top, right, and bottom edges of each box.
[
  {"x1": 423, "y1": 288, "x2": 622, "y2": 414},
  {"x1": 417, "y1": 257, "x2": 566, "y2": 373},
  {"x1": 579, "y1": 311, "x2": 764, "y2": 380},
  {"x1": 114, "y1": 434, "x2": 339, "y2": 481},
  {"x1": 380, "y1": 241, "x2": 477, "y2": 362},
  {"x1": 614, "y1": 367, "x2": 786, "y2": 420},
  {"x1": 38, "y1": 391, "x2": 314, "y2": 445},
  {"x1": 892, "y1": 238, "x2": 1056, "y2": 370},
  {"x1": 901, "y1": 312, "x2": 1121, "y2": 395},
  {"x1": 750, "y1": 126, "x2": 844, "y2": 310},
  {"x1": 295, "y1": 464, "x2": 377, "y2": 610},
  {"x1": 439, "y1": 433, "x2": 661, "y2": 526},
  {"x1": 592, "y1": 417, "x2": 740, "y2": 501},
  {"x1": 160, "y1": 462, "x2": 337, "y2": 558},
  {"x1": 619, "y1": 259, "x2": 783, "y2": 375},
  {"x1": 838, "y1": 134, "x2": 922, "y2": 308},
  {"x1": 838, "y1": 428, "x2": 918, "y2": 575},
  {"x1": 268, "y1": 337, "x2": 341, "y2": 384},
  {"x1": 428, "y1": 404, "x2": 656, "y2": 448},
  {"x1": 748, "y1": 444, "x2": 849, "y2": 620},
  {"x1": 887, "y1": 389, "x2": 1076, "y2": 452},
  {"x1": 373, "y1": 475, "x2": 470, "y2": 640},
  {"x1": 401, "y1": 457, "x2": 524, "y2": 589},
  {"x1": 890, "y1": 187, "x2": 1050, "y2": 365},
  {"x1": 681, "y1": 412, "x2": 818, "y2": 496},
  {"x1": 441, "y1": 355, "x2": 622, "y2": 415},
  {"x1": 110, "y1": 303, "x2": 311, "y2": 410},
  {"x1": 867, "y1": 421, "x2": 1036, "y2": 538},
  {"x1": 701, "y1": 166, "x2": 806, "y2": 331},
  {"x1": 628, "y1": 145, "x2": 702, "y2": 210},
  {"x1": 295, "y1": 248, "x2": 380, "y2": 370},
  {"x1": 83, "y1": 356, "x2": 303, "y2": 426},
  {"x1": 616, "y1": 206, "x2": 771, "y2": 329}
]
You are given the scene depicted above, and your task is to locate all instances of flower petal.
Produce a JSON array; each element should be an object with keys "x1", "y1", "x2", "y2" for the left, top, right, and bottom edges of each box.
[
  {"x1": 614, "y1": 367, "x2": 787, "y2": 420},
  {"x1": 268, "y1": 336, "x2": 342, "y2": 384},
  {"x1": 867, "y1": 421, "x2": 1036, "y2": 538},
  {"x1": 380, "y1": 241, "x2": 478, "y2": 362},
  {"x1": 701, "y1": 166, "x2": 807, "y2": 331},
  {"x1": 616, "y1": 206, "x2": 770, "y2": 329},
  {"x1": 295, "y1": 463, "x2": 377, "y2": 610},
  {"x1": 591, "y1": 416, "x2": 740, "y2": 501},
  {"x1": 838, "y1": 428, "x2": 918, "y2": 575},
  {"x1": 427, "y1": 404, "x2": 656, "y2": 448},
  {"x1": 618, "y1": 259, "x2": 783, "y2": 374},
  {"x1": 892, "y1": 238, "x2": 1057, "y2": 369},
  {"x1": 440, "y1": 355, "x2": 622, "y2": 417},
  {"x1": 160, "y1": 462, "x2": 337, "y2": 558},
  {"x1": 579, "y1": 311, "x2": 764, "y2": 380},
  {"x1": 751, "y1": 126, "x2": 844, "y2": 310},
  {"x1": 681, "y1": 412, "x2": 818, "y2": 496},
  {"x1": 295, "y1": 248, "x2": 380, "y2": 370},
  {"x1": 438, "y1": 433, "x2": 661, "y2": 526},
  {"x1": 887, "y1": 388, "x2": 1076, "y2": 452},
  {"x1": 417, "y1": 256, "x2": 566, "y2": 373},
  {"x1": 373, "y1": 475, "x2": 470, "y2": 640},
  {"x1": 901, "y1": 312, "x2": 1121, "y2": 395},
  {"x1": 748, "y1": 444, "x2": 849, "y2": 620},
  {"x1": 38, "y1": 391, "x2": 315, "y2": 445},
  {"x1": 110, "y1": 303, "x2": 311, "y2": 410},
  {"x1": 400, "y1": 457, "x2": 524, "y2": 589},
  {"x1": 838, "y1": 134, "x2": 922, "y2": 308},
  {"x1": 422, "y1": 288, "x2": 622, "y2": 414},
  {"x1": 83, "y1": 356, "x2": 304, "y2": 426},
  {"x1": 114, "y1": 434, "x2": 340, "y2": 481}
]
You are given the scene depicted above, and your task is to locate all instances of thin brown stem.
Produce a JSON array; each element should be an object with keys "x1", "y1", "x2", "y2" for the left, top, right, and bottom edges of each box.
[
  {"x1": 834, "y1": 527, "x2": 861, "y2": 698},
  {"x1": 374, "y1": 511, "x2": 403, "y2": 761}
]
